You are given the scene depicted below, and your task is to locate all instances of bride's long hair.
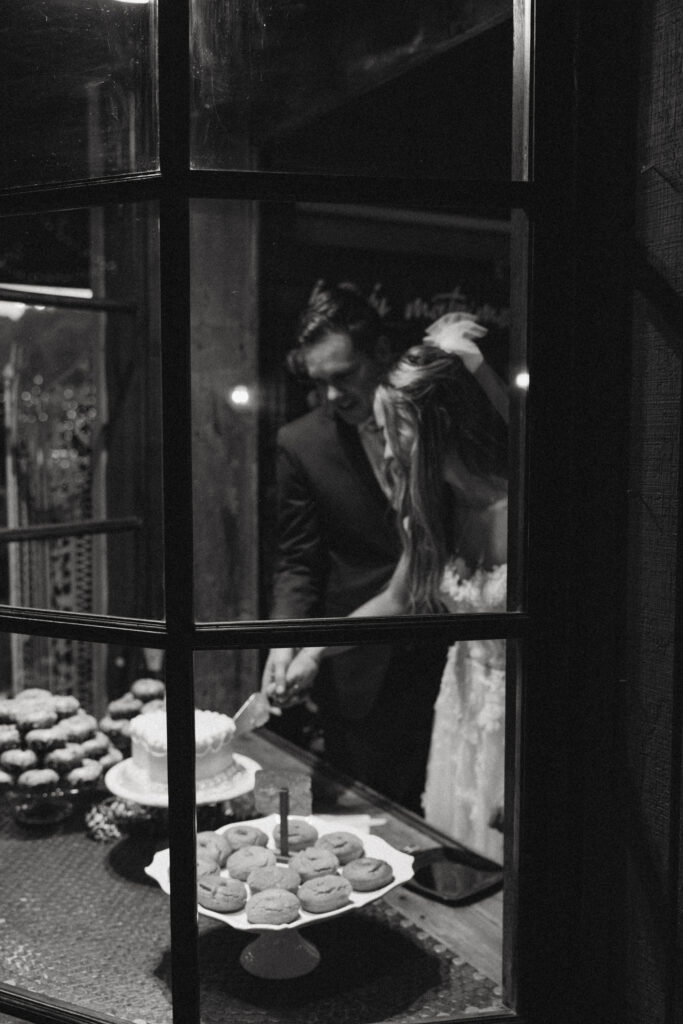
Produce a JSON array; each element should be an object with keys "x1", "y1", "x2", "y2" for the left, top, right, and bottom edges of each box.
[{"x1": 376, "y1": 345, "x2": 508, "y2": 612}]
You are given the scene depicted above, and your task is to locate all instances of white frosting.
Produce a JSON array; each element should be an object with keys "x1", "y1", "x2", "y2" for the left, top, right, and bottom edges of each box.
[{"x1": 129, "y1": 709, "x2": 239, "y2": 792}]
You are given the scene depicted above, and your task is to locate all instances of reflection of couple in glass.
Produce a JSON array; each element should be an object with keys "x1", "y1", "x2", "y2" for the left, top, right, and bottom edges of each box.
[{"x1": 264, "y1": 283, "x2": 509, "y2": 861}]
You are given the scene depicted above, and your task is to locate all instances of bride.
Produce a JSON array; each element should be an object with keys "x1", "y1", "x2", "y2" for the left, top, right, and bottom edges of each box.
[{"x1": 271, "y1": 316, "x2": 509, "y2": 861}]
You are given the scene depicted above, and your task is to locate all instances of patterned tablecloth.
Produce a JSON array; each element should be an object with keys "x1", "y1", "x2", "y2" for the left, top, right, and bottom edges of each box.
[{"x1": 0, "y1": 736, "x2": 504, "y2": 1024}]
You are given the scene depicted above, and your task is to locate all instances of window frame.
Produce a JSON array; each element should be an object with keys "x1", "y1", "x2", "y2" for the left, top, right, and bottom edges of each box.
[{"x1": 0, "y1": 0, "x2": 640, "y2": 1022}]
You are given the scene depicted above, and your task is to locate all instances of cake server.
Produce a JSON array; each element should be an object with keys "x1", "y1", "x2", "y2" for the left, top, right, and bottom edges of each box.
[{"x1": 233, "y1": 691, "x2": 275, "y2": 735}]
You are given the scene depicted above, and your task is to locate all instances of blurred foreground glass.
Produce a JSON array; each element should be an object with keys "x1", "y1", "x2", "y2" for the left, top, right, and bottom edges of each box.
[
  {"x1": 1, "y1": 0, "x2": 158, "y2": 188},
  {"x1": 191, "y1": 0, "x2": 513, "y2": 176},
  {"x1": 0, "y1": 204, "x2": 164, "y2": 620},
  {"x1": 0, "y1": 637, "x2": 172, "y2": 1024}
]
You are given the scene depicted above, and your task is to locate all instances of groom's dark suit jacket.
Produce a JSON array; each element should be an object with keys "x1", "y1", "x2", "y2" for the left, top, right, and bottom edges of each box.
[{"x1": 269, "y1": 405, "x2": 446, "y2": 810}]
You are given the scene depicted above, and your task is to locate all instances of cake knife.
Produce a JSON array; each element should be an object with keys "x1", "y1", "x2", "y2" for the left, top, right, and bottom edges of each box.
[{"x1": 233, "y1": 691, "x2": 277, "y2": 736}]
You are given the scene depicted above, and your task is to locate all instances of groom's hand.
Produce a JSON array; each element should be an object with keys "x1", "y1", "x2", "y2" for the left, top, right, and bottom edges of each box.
[{"x1": 261, "y1": 647, "x2": 295, "y2": 702}]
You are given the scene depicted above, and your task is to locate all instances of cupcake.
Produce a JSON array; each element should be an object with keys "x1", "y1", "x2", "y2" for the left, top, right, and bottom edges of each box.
[
  {"x1": 0, "y1": 699, "x2": 16, "y2": 724},
  {"x1": 14, "y1": 704, "x2": 58, "y2": 733},
  {"x1": 53, "y1": 695, "x2": 81, "y2": 718},
  {"x1": 107, "y1": 694, "x2": 144, "y2": 720},
  {"x1": 1, "y1": 748, "x2": 39, "y2": 774},
  {"x1": 0, "y1": 724, "x2": 21, "y2": 752},
  {"x1": 130, "y1": 678, "x2": 166, "y2": 703}
]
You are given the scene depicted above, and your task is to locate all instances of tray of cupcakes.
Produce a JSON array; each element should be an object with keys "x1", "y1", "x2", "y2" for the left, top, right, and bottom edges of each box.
[
  {"x1": 0, "y1": 679, "x2": 165, "y2": 826},
  {"x1": 0, "y1": 688, "x2": 123, "y2": 825},
  {"x1": 145, "y1": 812, "x2": 415, "y2": 933}
]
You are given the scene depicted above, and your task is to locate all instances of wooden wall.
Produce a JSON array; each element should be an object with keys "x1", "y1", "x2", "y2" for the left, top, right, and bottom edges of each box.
[{"x1": 190, "y1": 199, "x2": 260, "y2": 714}]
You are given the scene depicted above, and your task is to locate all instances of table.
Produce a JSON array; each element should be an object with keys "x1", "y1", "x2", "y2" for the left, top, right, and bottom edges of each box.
[{"x1": 0, "y1": 730, "x2": 506, "y2": 1024}]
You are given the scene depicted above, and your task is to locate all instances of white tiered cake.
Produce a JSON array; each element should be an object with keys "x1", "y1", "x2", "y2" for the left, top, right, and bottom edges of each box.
[{"x1": 126, "y1": 709, "x2": 243, "y2": 794}]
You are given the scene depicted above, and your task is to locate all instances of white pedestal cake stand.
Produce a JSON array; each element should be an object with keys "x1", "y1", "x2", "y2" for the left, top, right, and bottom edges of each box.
[
  {"x1": 145, "y1": 813, "x2": 415, "y2": 978},
  {"x1": 104, "y1": 753, "x2": 261, "y2": 807}
]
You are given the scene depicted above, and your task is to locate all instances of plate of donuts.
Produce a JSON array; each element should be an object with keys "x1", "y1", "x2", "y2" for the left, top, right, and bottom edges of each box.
[{"x1": 145, "y1": 813, "x2": 414, "y2": 933}]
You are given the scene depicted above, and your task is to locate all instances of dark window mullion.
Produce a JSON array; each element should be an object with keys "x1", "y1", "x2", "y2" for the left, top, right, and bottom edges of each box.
[
  {"x1": 192, "y1": 612, "x2": 529, "y2": 650},
  {"x1": 187, "y1": 167, "x2": 535, "y2": 213},
  {"x1": 158, "y1": 1, "x2": 199, "y2": 1023},
  {"x1": 0, "y1": 606, "x2": 165, "y2": 646},
  {"x1": 0, "y1": 173, "x2": 162, "y2": 217},
  {"x1": 0, "y1": 288, "x2": 136, "y2": 314},
  {"x1": 0, "y1": 171, "x2": 534, "y2": 218}
]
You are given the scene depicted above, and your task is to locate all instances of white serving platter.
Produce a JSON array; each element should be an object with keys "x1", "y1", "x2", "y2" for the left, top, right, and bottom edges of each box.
[{"x1": 145, "y1": 812, "x2": 414, "y2": 933}]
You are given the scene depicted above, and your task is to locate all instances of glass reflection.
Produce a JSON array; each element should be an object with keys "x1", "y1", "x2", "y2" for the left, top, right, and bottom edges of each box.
[
  {"x1": 191, "y1": 0, "x2": 513, "y2": 176},
  {"x1": 0, "y1": 638, "x2": 171, "y2": 1024},
  {"x1": 2, "y1": 0, "x2": 157, "y2": 188},
  {"x1": 0, "y1": 205, "x2": 163, "y2": 620}
]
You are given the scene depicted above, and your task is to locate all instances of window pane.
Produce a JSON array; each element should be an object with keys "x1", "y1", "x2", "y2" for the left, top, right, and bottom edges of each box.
[
  {"x1": 0, "y1": 638, "x2": 171, "y2": 1023},
  {"x1": 191, "y1": 1, "x2": 513, "y2": 177},
  {"x1": 0, "y1": 204, "x2": 164, "y2": 620},
  {"x1": 2, "y1": 0, "x2": 157, "y2": 188},
  {"x1": 191, "y1": 199, "x2": 517, "y2": 625},
  {"x1": 189, "y1": 647, "x2": 508, "y2": 1020}
]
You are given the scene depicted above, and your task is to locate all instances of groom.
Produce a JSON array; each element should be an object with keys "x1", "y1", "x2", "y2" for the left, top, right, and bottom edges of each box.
[{"x1": 261, "y1": 283, "x2": 447, "y2": 813}]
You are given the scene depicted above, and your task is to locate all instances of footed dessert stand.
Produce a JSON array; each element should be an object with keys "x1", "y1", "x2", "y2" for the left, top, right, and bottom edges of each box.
[
  {"x1": 239, "y1": 928, "x2": 322, "y2": 978},
  {"x1": 145, "y1": 813, "x2": 415, "y2": 979}
]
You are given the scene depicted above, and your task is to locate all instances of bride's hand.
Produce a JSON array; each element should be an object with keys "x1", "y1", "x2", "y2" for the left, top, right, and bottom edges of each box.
[{"x1": 273, "y1": 648, "x2": 322, "y2": 707}]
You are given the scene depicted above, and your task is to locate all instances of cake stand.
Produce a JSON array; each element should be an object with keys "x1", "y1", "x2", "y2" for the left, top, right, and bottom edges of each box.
[
  {"x1": 104, "y1": 753, "x2": 261, "y2": 808},
  {"x1": 144, "y1": 812, "x2": 415, "y2": 978}
]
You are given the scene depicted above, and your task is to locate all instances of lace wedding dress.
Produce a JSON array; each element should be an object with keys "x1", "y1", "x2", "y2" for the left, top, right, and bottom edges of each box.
[{"x1": 422, "y1": 561, "x2": 507, "y2": 863}]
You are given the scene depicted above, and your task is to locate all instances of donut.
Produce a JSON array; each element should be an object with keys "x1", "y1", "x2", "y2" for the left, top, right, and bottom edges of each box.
[
  {"x1": 246, "y1": 888, "x2": 300, "y2": 926},
  {"x1": 221, "y1": 824, "x2": 268, "y2": 851},
  {"x1": 273, "y1": 818, "x2": 318, "y2": 853},
  {"x1": 0, "y1": 768, "x2": 14, "y2": 791},
  {"x1": 341, "y1": 856, "x2": 394, "y2": 892},
  {"x1": 13, "y1": 705, "x2": 58, "y2": 732},
  {"x1": 246, "y1": 864, "x2": 301, "y2": 894},
  {"x1": 16, "y1": 767, "x2": 61, "y2": 789},
  {"x1": 107, "y1": 695, "x2": 144, "y2": 720},
  {"x1": 289, "y1": 847, "x2": 340, "y2": 881},
  {"x1": 298, "y1": 874, "x2": 353, "y2": 914},
  {"x1": 80, "y1": 732, "x2": 110, "y2": 759},
  {"x1": 52, "y1": 695, "x2": 81, "y2": 718},
  {"x1": 226, "y1": 845, "x2": 277, "y2": 881},
  {"x1": 197, "y1": 831, "x2": 232, "y2": 867},
  {"x1": 66, "y1": 761, "x2": 102, "y2": 788},
  {"x1": 44, "y1": 746, "x2": 83, "y2": 775},
  {"x1": 130, "y1": 678, "x2": 166, "y2": 702},
  {"x1": 0, "y1": 725, "x2": 21, "y2": 752},
  {"x1": 315, "y1": 831, "x2": 365, "y2": 865},
  {"x1": 0, "y1": 748, "x2": 39, "y2": 774},
  {"x1": 197, "y1": 873, "x2": 248, "y2": 914},
  {"x1": 24, "y1": 727, "x2": 65, "y2": 754}
]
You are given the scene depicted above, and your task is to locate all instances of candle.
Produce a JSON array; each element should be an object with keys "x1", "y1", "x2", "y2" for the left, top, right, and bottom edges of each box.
[{"x1": 279, "y1": 787, "x2": 289, "y2": 857}]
